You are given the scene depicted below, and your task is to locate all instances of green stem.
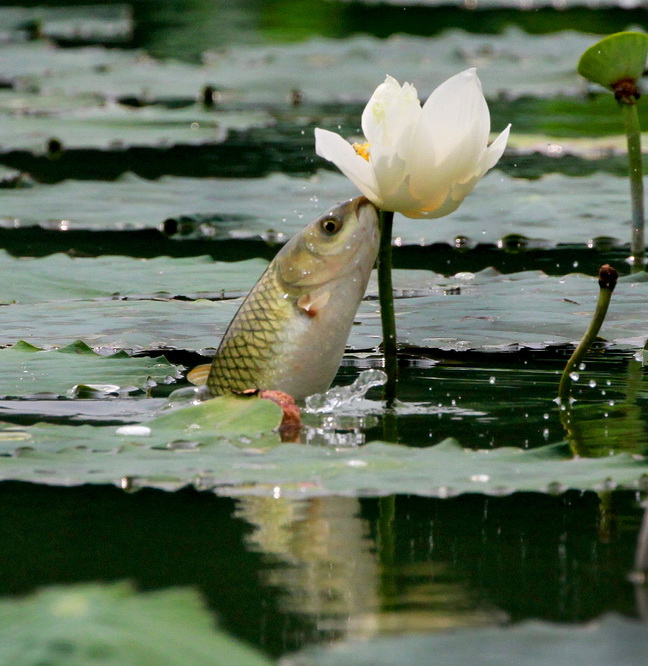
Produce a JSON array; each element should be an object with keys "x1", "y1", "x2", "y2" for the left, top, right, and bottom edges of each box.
[
  {"x1": 377, "y1": 209, "x2": 398, "y2": 405},
  {"x1": 558, "y1": 265, "x2": 618, "y2": 405},
  {"x1": 621, "y1": 102, "x2": 645, "y2": 270}
]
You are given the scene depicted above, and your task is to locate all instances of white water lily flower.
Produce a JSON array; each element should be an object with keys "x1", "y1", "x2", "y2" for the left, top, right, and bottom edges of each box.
[{"x1": 315, "y1": 68, "x2": 510, "y2": 219}]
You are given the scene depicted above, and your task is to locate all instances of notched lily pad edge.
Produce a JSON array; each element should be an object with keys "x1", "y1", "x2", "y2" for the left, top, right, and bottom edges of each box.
[{"x1": 1, "y1": 439, "x2": 647, "y2": 499}]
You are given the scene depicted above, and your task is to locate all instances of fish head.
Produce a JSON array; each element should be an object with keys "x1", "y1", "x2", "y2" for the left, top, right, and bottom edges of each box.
[{"x1": 278, "y1": 196, "x2": 380, "y2": 290}]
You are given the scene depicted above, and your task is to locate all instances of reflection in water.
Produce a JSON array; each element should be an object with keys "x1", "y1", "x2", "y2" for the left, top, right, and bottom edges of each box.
[
  {"x1": 560, "y1": 359, "x2": 648, "y2": 458},
  {"x1": 234, "y1": 495, "x2": 498, "y2": 641}
]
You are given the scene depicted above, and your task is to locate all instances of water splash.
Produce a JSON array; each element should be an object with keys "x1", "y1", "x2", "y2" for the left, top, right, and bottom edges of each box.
[
  {"x1": 305, "y1": 369, "x2": 387, "y2": 413},
  {"x1": 161, "y1": 385, "x2": 212, "y2": 411}
]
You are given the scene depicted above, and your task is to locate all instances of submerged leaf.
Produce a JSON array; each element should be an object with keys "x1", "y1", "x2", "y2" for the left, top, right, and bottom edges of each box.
[{"x1": 0, "y1": 581, "x2": 271, "y2": 666}]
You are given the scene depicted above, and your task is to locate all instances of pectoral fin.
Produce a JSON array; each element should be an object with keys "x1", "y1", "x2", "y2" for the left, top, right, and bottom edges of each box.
[
  {"x1": 187, "y1": 363, "x2": 211, "y2": 386},
  {"x1": 297, "y1": 290, "x2": 330, "y2": 318}
]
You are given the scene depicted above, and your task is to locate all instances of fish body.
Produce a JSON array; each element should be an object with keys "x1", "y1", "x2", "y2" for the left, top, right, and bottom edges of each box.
[{"x1": 199, "y1": 197, "x2": 379, "y2": 400}]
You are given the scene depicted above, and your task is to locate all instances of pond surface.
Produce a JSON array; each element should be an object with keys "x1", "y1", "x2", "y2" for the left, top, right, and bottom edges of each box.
[{"x1": 1, "y1": 1, "x2": 648, "y2": 663}]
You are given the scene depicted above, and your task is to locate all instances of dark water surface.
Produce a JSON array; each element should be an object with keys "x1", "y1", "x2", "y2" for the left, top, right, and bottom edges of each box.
[{"x1": 0, "y1": 481, "x2": 643, "y2": 657}]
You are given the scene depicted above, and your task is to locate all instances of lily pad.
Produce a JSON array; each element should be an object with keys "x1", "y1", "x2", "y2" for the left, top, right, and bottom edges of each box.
[
  {"x1": 0, "y1": 170, "x2": 639, "y2": 248},
  {"x1": 0, "y1": 393, "x2": 283, "y2": 454},
  {"x1": 283, "y1": 614, "x2": 648, "y2": 666},
  {"x1": 0, "y1": 435, "x2": 645, "y2": 496},
  {"x1": 0, "y1": 5, "x2": 133, "y2": 43},
  {"x1": 0, "y1": 171, "x2": 351, "y2": 235},
  {"x1": 0, "y1": 340, "x2": 181, "y2": 398},
  {"x1": 0, "y1": 104, "x2": 272, "y2": 151},
  {"x1": 1, "y1": 29, "x2": 605, "y2": 104},
  {"x1": 0, "y1": 253, "x2": 267, "y2": 304},
  {"x1": 578, "y1": 32, "x2": 648, "y2": 90},
  {"x1": 1, "y1": 269, "x2": 648, "y2": 353},
  {"x1": 356, "y1": 269, "x2": 648, "y2": 352},
  {"x1": 0, "y1": 581, "x2": 271, "y2": 666}
]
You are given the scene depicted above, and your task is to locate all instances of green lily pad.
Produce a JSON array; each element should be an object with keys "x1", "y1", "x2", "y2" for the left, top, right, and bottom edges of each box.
[
  {"x1": 0, "y1": 581, "x2": 271, "y2": 666},
  {"x1": 284, "y1": 614, "x2": 648, "y2": 666},
  {"x1": 0, "y1": 432, "x2": 646, "y2": 496},
  {"x1": 0, "y1": 105, "x2": 272, "y2": 151},
  {"x1": 0, "y1": 340, "x2": 181, "y2": 398},
  {"x1": 0, "y1": 252, "x2": 267, "y2": 304},
  {"x1": 0, "y1": 171, "x2": 350, "y2": 236},
  {"x1": 1, "y1": 269, "x2": 647, "y2": 353},
  {"x1": 0, "y1": 29, "x2": 603, "y2": 104},
  {"x1": 578, "y1": 32, "x2": 648, "y2": 90},
  {"x1": 0, "y1": 5, "x2": 133, "y2": 43},
  {"x1": 0, "y1": 393, "x2": 283, "y2": 454},
  {"x1": 0, "y1": 171, "x2": 640, "y2": 248},
  {"x1": 356, "y1": 269, "x2": 648, "y2": 352}
]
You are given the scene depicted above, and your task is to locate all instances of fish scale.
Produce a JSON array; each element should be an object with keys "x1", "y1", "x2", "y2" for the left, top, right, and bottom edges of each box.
[{"x1": 207, "y1": 260, "x2": 292, "y2": 395}]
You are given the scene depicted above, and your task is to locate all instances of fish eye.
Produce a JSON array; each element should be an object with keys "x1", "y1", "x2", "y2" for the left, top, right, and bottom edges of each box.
[{"x1": 320, "y1": 216, "x2": 342, "y2": 235}]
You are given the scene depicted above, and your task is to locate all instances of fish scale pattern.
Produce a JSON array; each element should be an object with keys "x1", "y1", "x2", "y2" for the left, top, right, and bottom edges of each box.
[{"x1": 207, "y1": 262, "x2": 293, "y2": 395}]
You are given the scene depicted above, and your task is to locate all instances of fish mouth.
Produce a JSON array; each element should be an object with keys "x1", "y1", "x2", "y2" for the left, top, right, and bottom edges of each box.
[{"x1": 312, "y1": 196, "x2": 379, "y2": 285}]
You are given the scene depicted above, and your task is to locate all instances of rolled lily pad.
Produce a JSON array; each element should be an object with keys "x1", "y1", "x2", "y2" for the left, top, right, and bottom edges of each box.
[
  {"x1": 0, "y1": 340, "x2": 181, "y2": 398},
  {"x1": 0, "y1": 435, "x2": 645, "y2": 497},
  {"x1": 0, "y1": 581, "x2": 271, "y2": 666},
  {"x1": 283, "y1": 614, "x2": 648, "y2": 666},
  {"x1": 578, "y1": 32, "x2": 648, "y2": 90}
]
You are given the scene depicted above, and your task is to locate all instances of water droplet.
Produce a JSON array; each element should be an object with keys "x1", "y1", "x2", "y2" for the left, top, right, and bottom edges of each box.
[
  {"x1": 589, "y1": 380, "x2": 597, "y2": 388},
  {"x1": 569, "y1": 372, "x2": 579, "y2": 381},
  {"x1": 489, "y1": 376, "x2": 496, "y2": 384},
  {"x1": 543, "y1": 413, "x2": 549, "y2": 420},
  {"x1": 578, "y1": 362, "x2": 586, "y2": 371},
  {"x1": 116, "y1": 425, "x2": 151, "y2": 436},
  {"x1": 346, "y1": 459, "x2": 368, "y2": 468}
]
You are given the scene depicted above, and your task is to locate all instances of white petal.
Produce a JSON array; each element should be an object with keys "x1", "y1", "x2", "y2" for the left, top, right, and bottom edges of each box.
[
  {"x1": 420, "y1": 68, "x2": 490, "y2": 166},
  {"x1": 362, "y1": 76, "x2": 421, "y2": 150},
  {"x1": 314, "y1": 128, "x2": 381, "y2": 204},
  {"x1": 477, "y1": 124, "x2": 511, "y2": 176}
]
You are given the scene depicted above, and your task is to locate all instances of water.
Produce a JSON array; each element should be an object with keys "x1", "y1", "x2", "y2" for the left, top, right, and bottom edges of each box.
[{"x1": 0, "y1": 482, "x2": 642, "y2": 658}]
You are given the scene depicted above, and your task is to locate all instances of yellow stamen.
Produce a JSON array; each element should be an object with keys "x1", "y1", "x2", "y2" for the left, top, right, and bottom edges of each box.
[{"x1": 352, "y1": 142, "x2": 371, "y2": 161}]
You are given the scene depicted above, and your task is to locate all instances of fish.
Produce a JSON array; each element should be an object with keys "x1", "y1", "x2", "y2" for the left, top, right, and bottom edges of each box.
[{"x1": 187, "y1": 196, "x2": 380, "y2": 400}]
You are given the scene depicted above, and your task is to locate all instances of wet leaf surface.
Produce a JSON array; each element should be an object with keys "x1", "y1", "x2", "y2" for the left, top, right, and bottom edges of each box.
[
  {"x1": 0, "y1": 340, "x2": 181, "y2": 398},
  {"x1": 0, "y1": 171, "x2": 640, "y2": 249},
  {"x1": 1, "y1": 268, "x2": 645, "y2": 353},
  {"x1": 0, "y1": 432, "x2": 645, "y2": 497},
  {"x1": 0, "y1": 581, "x2": 271, "y2": 666}
]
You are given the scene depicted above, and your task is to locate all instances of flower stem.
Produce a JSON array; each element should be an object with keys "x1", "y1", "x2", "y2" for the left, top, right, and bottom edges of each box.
[
  {"x1": 558, "y1": 265, "x2": 618, "y2": 405},
  {"x1": 621, "y1": 102, "x2": 645, "y2": 270},
  {"x1": 377, "y1": 209, "x2": 398, "y2": 405}
]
